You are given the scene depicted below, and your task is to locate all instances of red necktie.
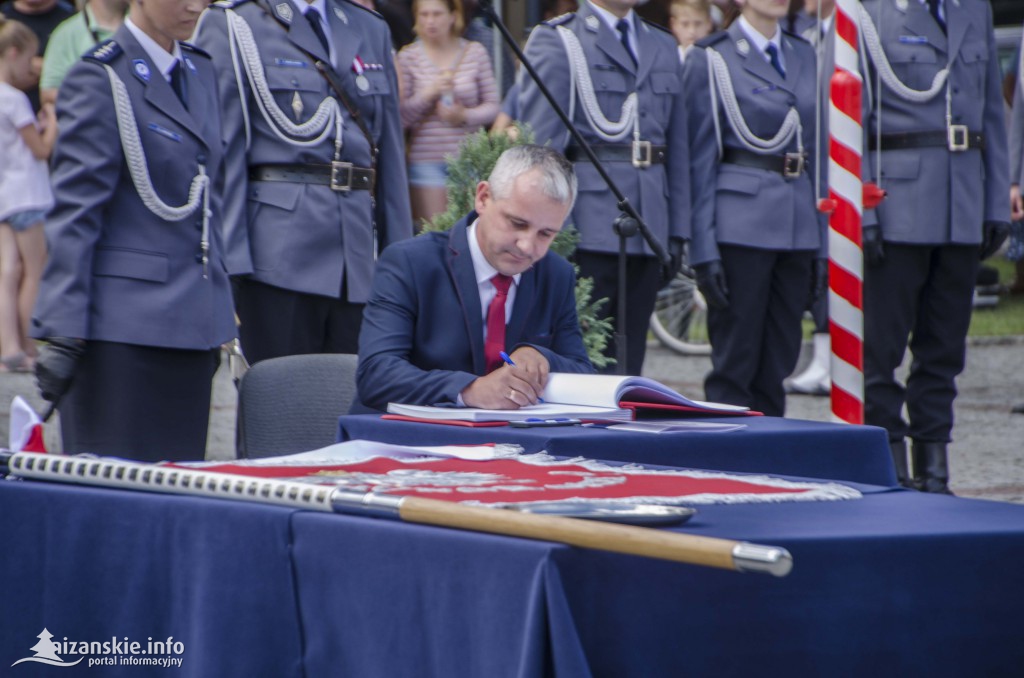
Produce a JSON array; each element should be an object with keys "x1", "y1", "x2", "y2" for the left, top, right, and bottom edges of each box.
[{"x1": 485, "y1": 274, "x2": 513, "y2": 373}]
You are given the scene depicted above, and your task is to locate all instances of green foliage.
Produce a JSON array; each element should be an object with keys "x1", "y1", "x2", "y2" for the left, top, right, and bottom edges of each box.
[{"x1": 424, "y1": 126, "x2": 614, "y2": 368}]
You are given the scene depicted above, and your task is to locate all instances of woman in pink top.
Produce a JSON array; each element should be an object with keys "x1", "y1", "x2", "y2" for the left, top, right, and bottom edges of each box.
[{"x1": 397, "y1": 0, "x2": 499, "y2": 228}]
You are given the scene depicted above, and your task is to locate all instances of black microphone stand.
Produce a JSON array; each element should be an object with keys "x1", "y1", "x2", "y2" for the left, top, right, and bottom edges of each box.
[{"x1": 477, "y1": 0, "x2": 670, "y2": 374}]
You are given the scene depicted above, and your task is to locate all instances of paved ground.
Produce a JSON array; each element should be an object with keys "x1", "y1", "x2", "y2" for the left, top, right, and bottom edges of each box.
[{"x1": 3, "y1": 336, "x2": 1022, "y2": 502}]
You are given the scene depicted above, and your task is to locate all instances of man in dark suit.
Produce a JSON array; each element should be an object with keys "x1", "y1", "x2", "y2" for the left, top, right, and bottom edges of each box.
[{"x1": 356, "y1": 145, "x2": 594, "y2": 413}]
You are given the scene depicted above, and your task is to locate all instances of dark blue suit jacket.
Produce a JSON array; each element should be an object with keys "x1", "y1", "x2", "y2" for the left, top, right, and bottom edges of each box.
[{"x1": 355, "y1": 214, "x2": 594, "y2": 412}]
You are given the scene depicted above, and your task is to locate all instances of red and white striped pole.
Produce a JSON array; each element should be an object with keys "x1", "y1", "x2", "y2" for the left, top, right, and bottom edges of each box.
[{"x1": 827, "y1": 0, "x2": 864, "y2": 424}]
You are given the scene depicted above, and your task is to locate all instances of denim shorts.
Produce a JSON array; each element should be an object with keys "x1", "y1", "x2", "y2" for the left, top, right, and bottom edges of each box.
[
  {"x1": 5, "y1": 210, "x2": 46, "y2": 232},
  {"x1": 408, "y1": 162, "x2": 449, "y2": 188}
]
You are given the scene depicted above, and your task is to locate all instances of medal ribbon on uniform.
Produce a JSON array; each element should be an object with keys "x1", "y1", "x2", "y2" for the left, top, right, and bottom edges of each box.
[{"x1": 352, "y1": 56, "x2": 369, "y2": 91}]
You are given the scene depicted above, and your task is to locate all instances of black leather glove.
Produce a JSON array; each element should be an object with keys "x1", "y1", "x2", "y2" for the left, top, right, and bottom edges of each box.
[
  {"x1": 811, "y1": 258, "x2": 829, "y2": 307},
  {"x1": 863, "y1": 226, "x2": 885, "y2": 267},
  {"x1": 35, "y1": 338, "x2": 86, "y2": 404},
  {"x1": 980, "y1": 220, "x2": 1010, "y2": 261},
  {"x1": 694, "y1": 260, "x2": 729, "y2": 310},
  {"x1": 661, "y1": 238, "x2": 687, "y2": 287}
]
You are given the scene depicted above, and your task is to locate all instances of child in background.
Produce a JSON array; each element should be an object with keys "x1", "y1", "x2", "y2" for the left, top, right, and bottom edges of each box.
[
  {"x1": 670, "y1": 0, "x2": 714, "y2": 64},
  {"x1": 0, "y1": 18, "x2": 56, "y2": 373}
]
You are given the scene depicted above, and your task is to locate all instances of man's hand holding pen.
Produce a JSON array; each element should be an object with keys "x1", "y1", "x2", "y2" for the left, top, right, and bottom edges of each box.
[{"x1": 461, "y1": 347, "x2": 549, "y2": 409}]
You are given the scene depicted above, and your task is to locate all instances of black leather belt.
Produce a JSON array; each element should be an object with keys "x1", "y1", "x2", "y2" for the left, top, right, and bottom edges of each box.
[
  {"x1": 565, "y1": 143, "x2": 667, "y2": 167},
  {"x1": 869, "y1": 128, "x2": 985, "y2": 152},
  {"x1": 249, "y1": 163, "x2": 375, "y2": 191},
  {"x1": 721, "y1": 148, "x2": 807, "y2": 178}
]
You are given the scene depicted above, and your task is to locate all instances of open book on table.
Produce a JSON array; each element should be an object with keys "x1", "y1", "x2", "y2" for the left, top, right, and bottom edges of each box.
[{"x1": 386, "y1": 373, "x2": 755, "y2": 423}]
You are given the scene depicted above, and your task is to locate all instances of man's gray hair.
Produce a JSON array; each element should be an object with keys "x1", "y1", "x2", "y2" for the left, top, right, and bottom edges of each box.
[{"x1": 487, "y1": 145, "x2": 578, "y2": 210}]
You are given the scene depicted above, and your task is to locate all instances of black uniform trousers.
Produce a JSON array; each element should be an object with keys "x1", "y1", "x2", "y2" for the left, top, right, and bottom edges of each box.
[
  {"x1": 705, "y1": 244, "x2": 814, "y2": 416},
  {"x1": 234, "y1": 278, "x2": 364, "y2": 365},
  {"x1": 864, "y1": 243, "x2": 978, "y2": 444},
  {"x1": 60, "y1": 341, "x2": 220, "y2": 462},
  {"x1": 574, "y1": 250, "x2": 662, "y2": 376}
]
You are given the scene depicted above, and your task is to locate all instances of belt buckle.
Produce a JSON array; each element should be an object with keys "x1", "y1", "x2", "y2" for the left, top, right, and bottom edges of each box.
[
  {"x1": 783, "y1": 152, "x2": 805, "y2": 178},
  {"x1": 330, "y1": 161, "x2": 354, "y2": 191},
  {"x1": 632, "y1": 140, "x2": 652, "y2": 169},
  {"x1": 947, "y1": 125, "x2": 969, "y2": 152}
]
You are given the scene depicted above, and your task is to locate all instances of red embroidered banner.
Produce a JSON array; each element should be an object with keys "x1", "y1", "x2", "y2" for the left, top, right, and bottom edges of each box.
[{"x1": 177, "y1": 455, "x2": 860, "y2": 506}]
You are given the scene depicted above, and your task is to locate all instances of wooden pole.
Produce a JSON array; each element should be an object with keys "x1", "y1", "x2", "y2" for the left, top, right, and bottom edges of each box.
[{"x1": 389, "y1": 495, "x2": 792, "y2": 576}]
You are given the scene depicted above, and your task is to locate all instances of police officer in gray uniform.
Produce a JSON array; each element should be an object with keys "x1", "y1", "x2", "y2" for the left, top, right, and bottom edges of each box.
[
  {"x1": 31, "y1": 0, "x2": 236, "y2": 462},
  {"x1": 683, "y1": 2, "x2": 826, "y2": 417},
  {"x1": 858, "y1": 0, "x2": 1010, "y2": 492},
  {"x1": 195, "y1": 0, "x2": 412, "y2": 364},
  {"x1": 517, "y1": 0, "x2": 690, "y2": 376}
]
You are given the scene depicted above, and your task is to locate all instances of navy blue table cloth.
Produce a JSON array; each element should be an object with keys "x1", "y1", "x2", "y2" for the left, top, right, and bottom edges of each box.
[
  {"x1": 3, "y1": 472, "x2": 1024, "y2": 676},
  {"x1": 337, "y1": 414, "x2": 896, "y2": 486}
]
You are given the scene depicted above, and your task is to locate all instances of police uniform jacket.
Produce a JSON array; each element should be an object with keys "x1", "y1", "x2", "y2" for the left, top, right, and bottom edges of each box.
[
  {"x1": 517, "y1": 1, "x2": 690, "y2": 256},
  {"x1": 683, "y1": 23, "x2": 825, "y2": 266},
  {"x1": 195, "y1": 0, "x2": 412, "y2": 301},
  {"x1": 860, "y1": 0, "x2": 1009, "y2": 243},
  {"x1": 31, "y1": 26, "x2": 236, "y2": 350}
]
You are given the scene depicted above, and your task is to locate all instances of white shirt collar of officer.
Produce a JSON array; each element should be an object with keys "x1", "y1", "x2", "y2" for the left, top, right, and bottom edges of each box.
[
  {"x1": 292, "y1": 0, "x2": 330, "y2": 22},
  {"x1": 588, "y1": 1, "x2": 637, "y2": 48},
  {"x1": 124, "y1": 16, "x2": 184, "y2": 80},
  {"x1": 737, "y1": 15, "x2": 784, "y2": 71},
  {"x1": 467, "y1": 219, "x2": 521, "y2": 325}
]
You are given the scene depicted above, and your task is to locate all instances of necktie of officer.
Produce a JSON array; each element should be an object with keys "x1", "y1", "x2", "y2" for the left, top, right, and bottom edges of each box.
[
  {"x1": 765, "y1": 43, "x2": 785, "y2": 79},
  {"x1": 306, "y1": 8, "x2": 330, "y2": 55},
  {"x1": 169, "y1": 60, "x2": 187, "y2": 109},
  {"x1": 615, "y1": 19, "x2": 637, "y2": 68},
  {"x1": 485, "y1": 274, "x2": 513, "y2": 373},
  {"x1": 926, "y1": 0, "x2": 945, "y2": 34}
]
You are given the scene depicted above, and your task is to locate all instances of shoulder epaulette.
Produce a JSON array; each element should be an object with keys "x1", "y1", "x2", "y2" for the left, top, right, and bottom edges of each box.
[
  {"x1": 83, "y1": 39, "x2": 122, "y2": 63},
  {"x1": 696, "y1": 31, "x2": 728, "y2": 48},
  {"x1": 641, "y1": 18, "x2": 673, "y2": 37},
  {"x1": 212, "y1": 0, "x2": 248, "y2": 8},
  {"x1": 543, "y1": 12, "x2": 575, "y2": 27},
  {"x1": 180, "y1": 42, "x2": 212, "y2": 59},
  {"x1": 781, "y1": 29, "x2": 811, "y2": 45},
  {"x1": 339, "y1": 0, "x2": 384, "y2": 20}
]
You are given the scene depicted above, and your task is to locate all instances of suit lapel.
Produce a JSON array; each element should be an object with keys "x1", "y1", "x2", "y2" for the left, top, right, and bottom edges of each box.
[
  {"x1": 118, "y1": 28, "x2": 208, "y2": 148},
  {"x1": 635, "y1": 20, "x2": 655, "y2": 83},
  {"x1": 329, "y1": 1, "x2": 361, "y2": 78},
  {"x1": 582, "y1": 5, "x2": 635, "y2": 75},
  {"x1": 275, "y1": 0, "x2": 331, "y2": 64},
  {"x1": 902, "y1": 0, "x2": 947, "y2": 55},
  {"x1": 447, "y1": 218, "x2": 487, "y2": 374},
  {"x1": 779, "y1": 35, "x2": 803, "y2": 94},
  {"x1": 944, "y1": 0, "x2": 968, "y2": 62},
  {"x1": 506, "y1": 267, "x2": 534, "y2": 348},
  {"x1": 730, "y1": 23, "x2": 783, "y2": 88}
]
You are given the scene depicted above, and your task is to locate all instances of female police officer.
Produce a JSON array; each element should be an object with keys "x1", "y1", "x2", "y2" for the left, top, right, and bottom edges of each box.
[
  {"x1": 682, "y1": 0, "x2": 826, "y2": 416},
  {"x1": 31, "y1": 0, "x2": 235, "y2": 461}
]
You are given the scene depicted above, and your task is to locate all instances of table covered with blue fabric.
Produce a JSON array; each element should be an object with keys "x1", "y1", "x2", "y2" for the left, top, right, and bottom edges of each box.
[
  {"x1": 2, "y1": 468, "x2": 1023, "y2": 676},
  {"x1": 337, "y1": 414, "x2": 896, "y2": 486}
]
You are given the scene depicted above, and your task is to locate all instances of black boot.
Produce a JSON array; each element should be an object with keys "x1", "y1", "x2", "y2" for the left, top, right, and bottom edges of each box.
[
  {"x1": 912, "y1": 441, "x2": 954, "y2": 495},
  {"x1": 889, "y1": 439, "x2": 912, "y2": 488}
]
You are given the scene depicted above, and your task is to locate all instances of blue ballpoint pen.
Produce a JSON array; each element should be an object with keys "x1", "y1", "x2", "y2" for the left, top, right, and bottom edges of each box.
[{"x1": 499, "y1": 351, "x2": 545, "y2": 402}]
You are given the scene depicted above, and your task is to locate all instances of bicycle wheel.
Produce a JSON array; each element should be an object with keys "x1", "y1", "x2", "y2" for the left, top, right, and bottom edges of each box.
[{"x1": 650, "y1": 270, "x2": 711, "y2": 356}]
